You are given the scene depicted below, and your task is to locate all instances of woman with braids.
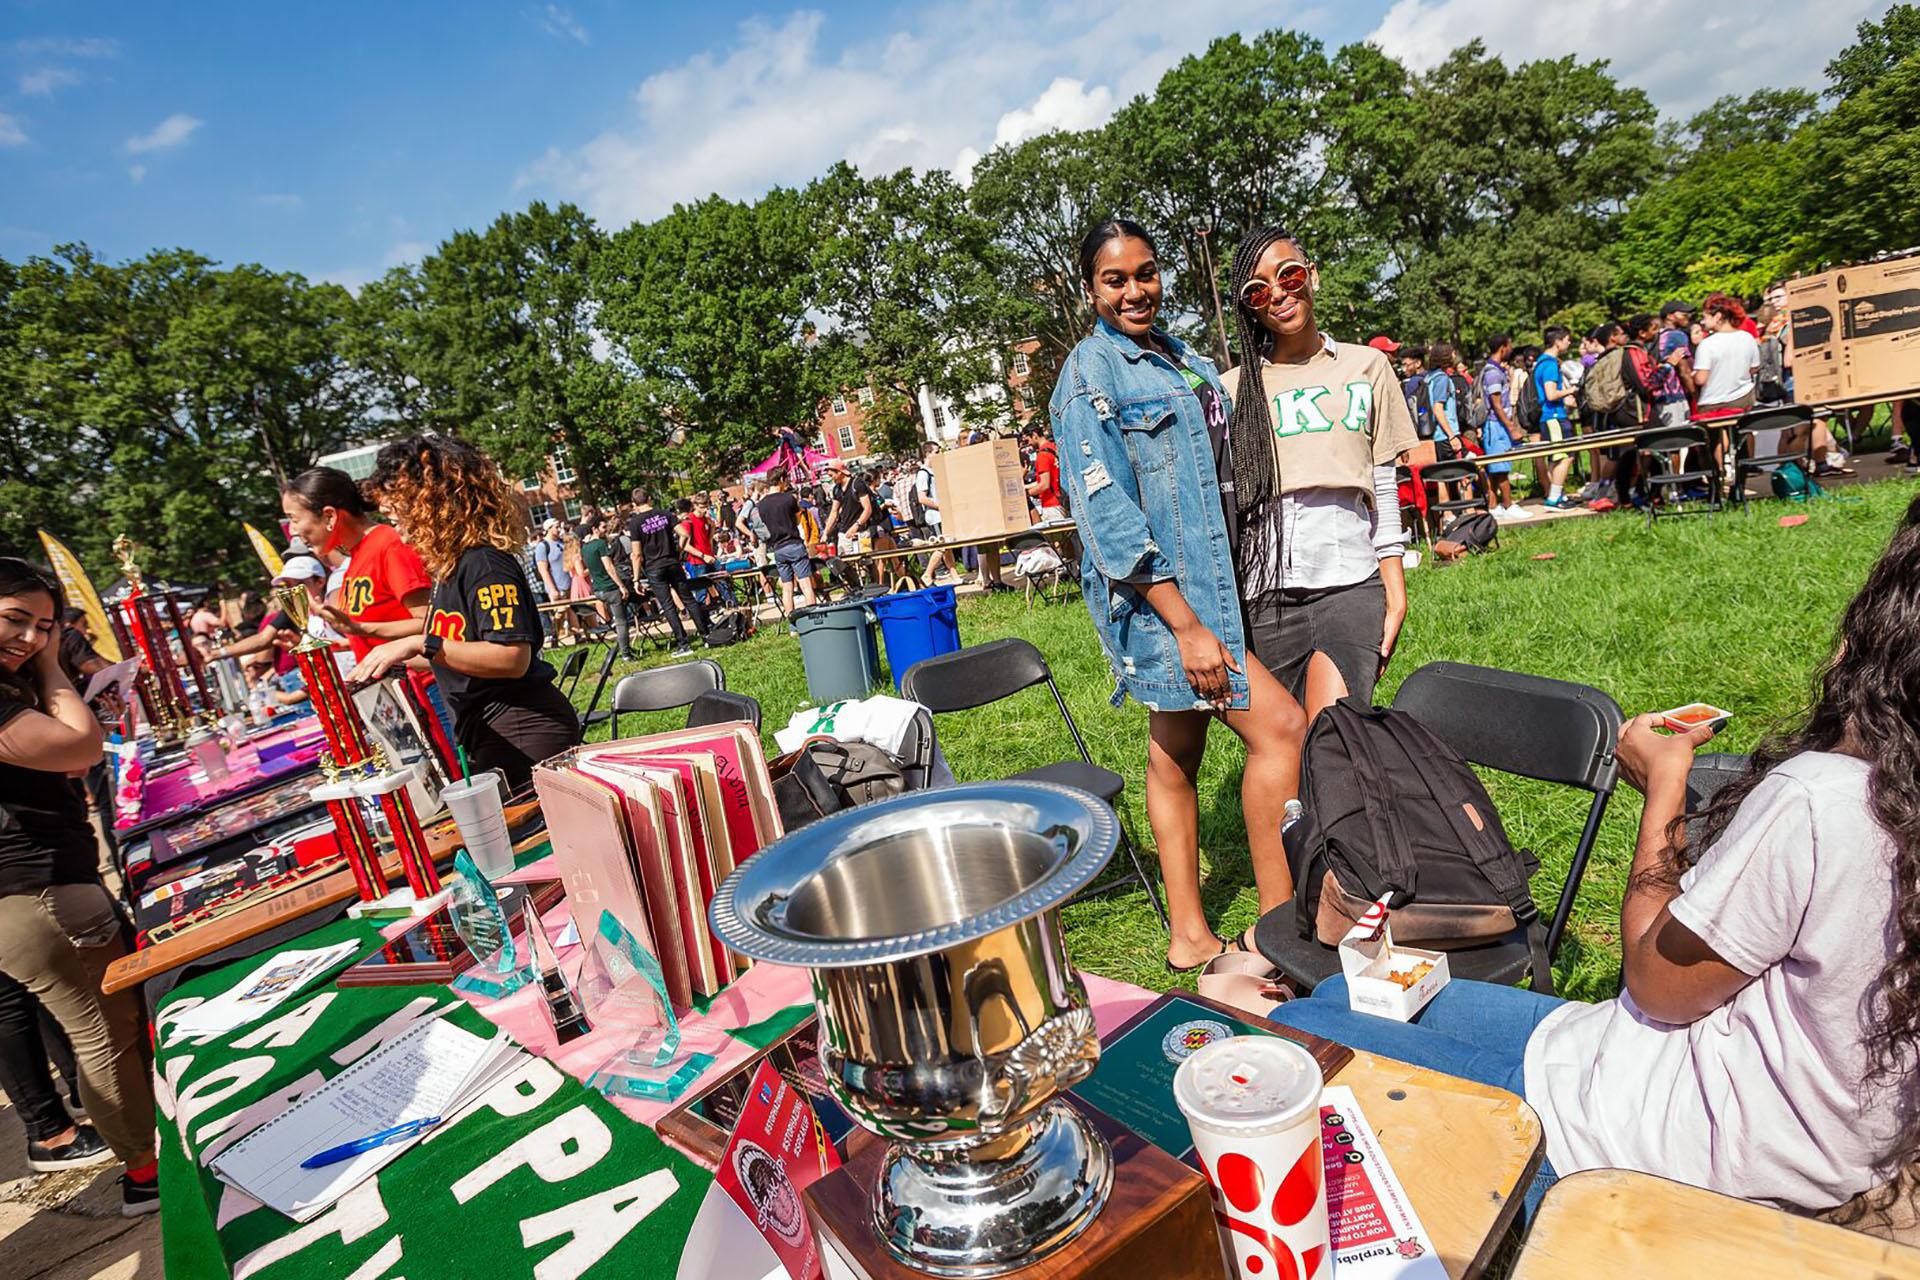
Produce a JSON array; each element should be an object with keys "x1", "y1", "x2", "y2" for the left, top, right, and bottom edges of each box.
[
  {"x1": 1273, "y1": 495, "x2": 1920, "y2": 1224},
  {"x1": 348, "y1": 437, "x2": 581, "y2": 789},
  {"x1": 1051, "y1": 219, "x2": 1307, "y2": 972},
  {"x1": 1219, "y1": 226, "x2": 1418, "y2": 721}
]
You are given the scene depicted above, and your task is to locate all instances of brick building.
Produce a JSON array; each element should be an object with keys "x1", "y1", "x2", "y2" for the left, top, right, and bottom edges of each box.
[{"x1": 808, "y1": 337, "x2": 1047, "y2": 462}]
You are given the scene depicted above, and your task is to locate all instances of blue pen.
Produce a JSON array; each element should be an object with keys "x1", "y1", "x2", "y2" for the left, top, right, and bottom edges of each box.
[{"x1": 299, "y1": 1116, "x2": 443, "y2": 1169}]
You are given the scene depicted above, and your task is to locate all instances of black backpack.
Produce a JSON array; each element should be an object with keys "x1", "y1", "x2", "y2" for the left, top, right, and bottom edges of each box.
[
  {"x1": 1285, "y1": 699, "x2": 1553, "y2": 994},
  {"x1": 1515, "y1": 368, "x2": 1543, "y2": 433},
  {"x1": 703, "y1": 610, "x2": 754, "y2": 647}
]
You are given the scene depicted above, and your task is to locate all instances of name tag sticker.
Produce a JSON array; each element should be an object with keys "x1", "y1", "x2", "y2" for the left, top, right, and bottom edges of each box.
[{"x1": 1082, "y1": 460, "x2": 1112, "y2": 494}]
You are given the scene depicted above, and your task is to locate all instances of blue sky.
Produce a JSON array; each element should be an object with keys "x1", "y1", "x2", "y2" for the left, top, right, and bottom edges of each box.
[{"x1": 0, "y1": 0, "x2": 1888, "y2": 290}]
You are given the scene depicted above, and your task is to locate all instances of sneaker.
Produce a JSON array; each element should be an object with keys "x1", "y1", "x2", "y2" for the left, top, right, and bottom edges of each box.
[
  {"x1": 1541, "y1": 496, "x2": 1571, "y2": 509},
  {"x1": 668, "y1": 645, "x2": 694, "y2": 659},
  {"x1": 27, "y1": 1125, "x2": 114, "y2": 1174},
  {"x1": 1504, "y1": 504, "x2": 1535, "y2": 520},
  {"x1": 120, "y1": 1171, "x2": 160, "y2": 1217}
]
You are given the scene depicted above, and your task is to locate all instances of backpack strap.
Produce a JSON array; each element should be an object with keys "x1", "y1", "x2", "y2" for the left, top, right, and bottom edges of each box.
[{"x1": 1372, "y1": 709, "x2": 1556, "y2": 995}]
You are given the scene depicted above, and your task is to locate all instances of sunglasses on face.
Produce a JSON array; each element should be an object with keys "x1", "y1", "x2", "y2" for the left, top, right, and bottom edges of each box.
[{"x1": 1240, "y1": 262, "x2": 1311, "y2": 310}]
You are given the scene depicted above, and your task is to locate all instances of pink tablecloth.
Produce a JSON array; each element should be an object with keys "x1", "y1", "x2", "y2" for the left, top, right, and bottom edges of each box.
[
  {"x1": 130, "y1": 718, "x2": 325, "y2": 826},
  {"x1": 399, "y1": 855, "x2": 1160, "y2": 1130}
]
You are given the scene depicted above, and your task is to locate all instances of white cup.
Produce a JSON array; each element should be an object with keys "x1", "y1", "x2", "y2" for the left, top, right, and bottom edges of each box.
[
  {"x1": 441, "y1": 771, "x2": 513, "y2": 880},
  {"x1": 1174, "y1": 1035, "x2": 1330, "y2": 1280}
]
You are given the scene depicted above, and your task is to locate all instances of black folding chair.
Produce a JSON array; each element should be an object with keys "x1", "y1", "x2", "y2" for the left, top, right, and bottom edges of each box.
[
  {"x1": 554, "y1": 646, "x2": 589, "y2": 699},
  {"x1": 574, "y1": 643, "x2": 619, "y2": 734},
  {"x1": 1419, "y1": 459, "x2": 1492, "y2": 540},
  {"x1": 1635, "y1": 424, "x2": 1721, "y2": 523},
  {"x1": 588, "y1": 658, "x2": 723, "y2": 739},
  {"x1": 902, "y1": 638, "x2": 1167, "y2": 928},
  {"x1": 1254, "y1": 661, "x2": 1623, "y2": 992},
  {"x1": 1684, "y1": 752, "x2": 1749, "y2": 847},
  {"x1": 684, "y1": 689, "x2": 762, "y2": 732},
  {"x1": 1730, "y1": 404, "x2": 1815, "y2": 508}
]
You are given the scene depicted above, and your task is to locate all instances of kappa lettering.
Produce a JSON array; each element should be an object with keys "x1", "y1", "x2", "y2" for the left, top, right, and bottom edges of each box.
[{"x1": 1271, "y1": 381, "x2": 1373, "y2": 437}]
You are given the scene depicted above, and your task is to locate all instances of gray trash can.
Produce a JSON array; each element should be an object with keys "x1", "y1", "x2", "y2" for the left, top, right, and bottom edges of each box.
[{"x1": 792, "y1": 600, "x2": 882, "y2": 704}]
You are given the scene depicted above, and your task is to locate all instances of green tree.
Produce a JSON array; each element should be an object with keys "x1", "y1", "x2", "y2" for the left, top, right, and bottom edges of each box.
[
  {"x1": 1826, "y1": 4, "x2": 1920, "y2": 99},
  {"x1": 1802, "y1": 22, "x2": 1920, "y2": 262},
  {"x1": 807, "y1": 163, "x2": 1015, "y2": 455},
  {"x1": 1672, "y1": 88, "x2": 1819, "y2": 156},
  {"x1": 594, "y1": 190, "x2": 823, "y2": 487}
]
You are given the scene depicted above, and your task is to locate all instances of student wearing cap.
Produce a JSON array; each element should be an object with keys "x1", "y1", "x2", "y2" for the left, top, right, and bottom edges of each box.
[{"x1": 212, "y1": 554, "x2": 351, "y2": 672}]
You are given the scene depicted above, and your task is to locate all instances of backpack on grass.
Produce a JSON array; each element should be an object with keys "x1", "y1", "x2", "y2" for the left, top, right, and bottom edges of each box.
[
  {"x1": 1771, "y1": 461, "x2": 1825, "y2": 501},
  {"x1": 1285, "y1": 699, "x2": 1553, "y2": 994}
]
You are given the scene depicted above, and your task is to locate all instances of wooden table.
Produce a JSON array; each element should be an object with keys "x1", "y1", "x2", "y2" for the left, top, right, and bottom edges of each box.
[
  {"x1": 1513, "y1": 1168, "x2": 1920, "y2": 1278},
  {"x1": 840, "y1": 521, "x2": 1079, "y2": 586},
  {"x1": 1339, "y1": 1048, "x2": 1543, "y2": 1278}
]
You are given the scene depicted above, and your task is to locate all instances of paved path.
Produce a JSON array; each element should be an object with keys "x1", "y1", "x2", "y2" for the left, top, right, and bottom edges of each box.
[{"x1": 0, "y1": 1098, "x2": 161, "y2": 1280}]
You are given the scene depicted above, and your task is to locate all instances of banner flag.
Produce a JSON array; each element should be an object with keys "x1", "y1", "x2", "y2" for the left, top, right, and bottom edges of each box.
[
  {"x1": 243, "y1": 522, "x2": 285, "y2": 577},
  {"x1": 35, "y1": 531, "x2": 124, "y2": 661}
]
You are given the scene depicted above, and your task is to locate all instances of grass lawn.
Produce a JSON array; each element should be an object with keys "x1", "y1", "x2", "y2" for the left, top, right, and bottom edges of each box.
[{"x1": 568, "y1": 476, "x2": 1915, "y2": 1002}]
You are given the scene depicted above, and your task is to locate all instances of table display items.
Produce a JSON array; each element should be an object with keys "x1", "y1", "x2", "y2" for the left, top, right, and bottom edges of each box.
[
  {"x1": 110, "y1": 536, "x2": 218, "y2": 744},
  {"x1": 1175, "y1": 1037, "x2": 1331, "y2": 1280},
  {"x1": 710, "y1": 781, "x2": 1134, "y2": 1278},
  {"x1": 524, "y1": 897, "x2": 589, "y2": 1044},
  {"x1": 535, "y1": 723, "x2": 779, "y2": 1009},
  {"x1": 441, "y1": 770, "x2": 514, "y2": 878},
  {"x1": 579, "y1": 910, "x2": 715, "y2": 1101},
  {"x1": 336, "y1": 877, "x2": 566, "y2": 988},
  {"x1": 659, "y1": 1014, "x2": 855, "y2": 1170},
  {"x1": 446, "y1": 849, "x2": 531, "y2": 997}
]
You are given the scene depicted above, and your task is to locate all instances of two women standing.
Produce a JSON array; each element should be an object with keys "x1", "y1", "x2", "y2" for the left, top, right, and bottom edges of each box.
[{"x1": 1052, "y1": 220, "x2": 1413, "y2": 971}]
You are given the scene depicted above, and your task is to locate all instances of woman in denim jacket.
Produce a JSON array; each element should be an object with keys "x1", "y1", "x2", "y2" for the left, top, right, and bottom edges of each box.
[{"x1": 1051, "y1": 220, "x2": 1307, "y2": 972}]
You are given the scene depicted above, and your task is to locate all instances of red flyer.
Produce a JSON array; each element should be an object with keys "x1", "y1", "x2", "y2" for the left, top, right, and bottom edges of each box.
[
  {"x1": 1319, "y1": 1085, "x2": 1445, "y2": 1277},
  {"x1": 715, "y1": 1059, "x2": 843, "y2": 1280}
]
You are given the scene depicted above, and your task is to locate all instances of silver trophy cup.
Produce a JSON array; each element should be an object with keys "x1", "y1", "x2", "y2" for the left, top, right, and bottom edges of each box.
[{"x1": 709, "y1": 781, "x2": 1118, "y2": 1276}]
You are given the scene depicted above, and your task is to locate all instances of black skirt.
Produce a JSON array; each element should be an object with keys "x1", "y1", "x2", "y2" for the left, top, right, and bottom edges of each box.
[{"x1": 458, "y1": 681, "x2": 582, "y2": 792}]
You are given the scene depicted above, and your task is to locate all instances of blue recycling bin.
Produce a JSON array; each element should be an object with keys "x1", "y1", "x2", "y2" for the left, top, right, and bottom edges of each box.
[{"x1": 871, "y1": 585, "x2": 961, "y2": 691}]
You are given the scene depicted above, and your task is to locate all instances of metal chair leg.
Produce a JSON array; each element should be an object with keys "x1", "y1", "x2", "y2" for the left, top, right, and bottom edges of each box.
[{"x1": 1064, "y1": 823, "x2": 1168, "y2": 930}]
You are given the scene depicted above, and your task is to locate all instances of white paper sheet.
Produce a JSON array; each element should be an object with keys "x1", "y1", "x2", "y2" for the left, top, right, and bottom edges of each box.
[{"x1": 165, "y1": 940, "x2": 361, "y2": 1043}]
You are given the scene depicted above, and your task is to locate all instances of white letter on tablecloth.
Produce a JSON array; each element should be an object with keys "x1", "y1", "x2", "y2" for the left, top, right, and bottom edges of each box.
[
  {"x1": 234, "y1": 993, "x2": 335, "y2": 1051},
  {"x1": 516, "y1": 1170, "x2": 680, "y2": 1280},
  {"x1": 232, "y1": 1180, "x2": 390, "y2": 1280},
  {"x1": 330, "y1": 997, "x2": 451, "y2": 1065},
  {"x1": 176, "y1": 1056, "x2": 276, "y2": 1139},
  {"x1": 154, "y1": 1054, "x2": 192, "y2": 1122},
  {"x1": 450, "y1": 1104, "x2": 612, "y2": 1204},
  {"x1": 422, "y1": 1058, "x2": 565, "y2": 1149},
  {"x1": 197, "y1": 1069, "x2": 327, "y2": 1164},
  {"x1": 343, "y1": 1235, "x2": 404, "y2": 1280}
]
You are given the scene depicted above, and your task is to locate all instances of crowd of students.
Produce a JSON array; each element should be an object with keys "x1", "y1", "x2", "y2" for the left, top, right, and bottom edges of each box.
[
  {"x1": 1382, "y1": 290, "x2": 1853, "y2": 519},
  {"x1": 1055, "y1": 213, "x2": 1918, "y2": 1233}
]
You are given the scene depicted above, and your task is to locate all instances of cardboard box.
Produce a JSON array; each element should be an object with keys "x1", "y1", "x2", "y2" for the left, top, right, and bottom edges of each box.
[
  {"x1": 1339, "y1": 897, "x2": 1450, "y2": 1022},
  {"x1": 929, "y1": 439, "x2": 1032, "y2": 540},
  {"x1": 1787, "y1": 254, "x2": 1920, "y2": 407}
]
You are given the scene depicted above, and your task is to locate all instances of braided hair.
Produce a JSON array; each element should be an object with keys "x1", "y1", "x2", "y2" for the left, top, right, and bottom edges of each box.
[{"x1": 1226, "y1": 225, "x2": 1301, "y2": 594}]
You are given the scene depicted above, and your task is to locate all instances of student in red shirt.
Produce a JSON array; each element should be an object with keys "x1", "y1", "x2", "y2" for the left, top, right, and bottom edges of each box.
[
  {"x1": 279, "y1": 467, "x2": 458, "y2": 767},
  {"x1": 1021, "y1": 421, "x2": 1067, "y2": 520},
  {"x1": 677, "y1": 497, "x2": 736, "y2": 609}
]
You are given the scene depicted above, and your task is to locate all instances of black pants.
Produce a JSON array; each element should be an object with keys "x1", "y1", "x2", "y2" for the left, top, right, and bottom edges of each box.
[
  {"x1": 644, "y1": 563, "x2": 711, "y2": 645},
  {"x1": 0, "y1": 967, "x2": 79, "y2": 1142},
  {"x1": 594, "y1": 586, "x2": 636, "y2": 657},
  {"x1": 461, "y1": 683, "x2": 584, "y2": 791}
]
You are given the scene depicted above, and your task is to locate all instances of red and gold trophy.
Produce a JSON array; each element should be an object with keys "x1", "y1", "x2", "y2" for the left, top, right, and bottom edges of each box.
[
  {"x1": 110, "y1": 537, "x2": 200, "y2": 745},
  {"x1": 273, "y1": 585, "x2": 439, "y2": 904}
]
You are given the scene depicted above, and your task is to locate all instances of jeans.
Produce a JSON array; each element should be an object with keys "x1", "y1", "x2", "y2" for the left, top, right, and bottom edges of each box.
[
  {"x1": 594, "y1": 586, "x2": 636, "y2": 657},
  {"x1": 0, "y1": 968, "x2": 79, "y2": 1142},
  {"x1": 1266, "y1": 976, "x2": 1562, "y2": 1220},
  {"x1": 644, "y1": 564, "x2": 710, "y2": 646}
]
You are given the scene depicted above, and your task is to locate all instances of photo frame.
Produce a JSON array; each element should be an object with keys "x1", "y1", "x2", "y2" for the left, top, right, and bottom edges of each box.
[{"x1": 351, "y1": 673, "x2": 452, "y2": 819}]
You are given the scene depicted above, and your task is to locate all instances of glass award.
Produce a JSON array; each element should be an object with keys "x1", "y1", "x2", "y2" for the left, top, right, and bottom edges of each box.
[
  {"x1": 579, "y1": 910, "x2": 713, "y2": 1100},
  {"x1": 447, "y1": 849, "x2": 532, "y2": 998},
  {"x1": 524, "y1": 898, "x2": 590, "y2": 1044}
]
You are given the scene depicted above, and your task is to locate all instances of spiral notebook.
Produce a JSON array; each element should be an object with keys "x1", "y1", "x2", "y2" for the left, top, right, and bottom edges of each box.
[{"x1": 210, "y1": 1014, "x2": 523, "y2": 1221}]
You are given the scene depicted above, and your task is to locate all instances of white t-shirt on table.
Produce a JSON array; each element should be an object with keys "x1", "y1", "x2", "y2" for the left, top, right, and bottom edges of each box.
[
  {"x1": 1523, "y1": 752, "x2": 1898, "y2": 1209},
  {"x1": 1694, "y1": 329, "x2": 1760, "y2": 407}
]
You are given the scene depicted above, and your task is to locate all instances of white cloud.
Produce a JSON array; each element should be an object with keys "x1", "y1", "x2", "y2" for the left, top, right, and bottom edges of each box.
[
  {"x1": 521, "y1": 1, "x2": 1277, "y2": 225},
  {"x1": 384, "y1": 240, "x2": 430, "y2": 267},
  {"x1": 0, "y1": 112, "x2": 25, "y2": 147},
  {"x1": 1368, "y1": 0, "x2": 1881, "y2": 116},
  {"x1": 535, "y1": 5, "x2": 589, "y2": 45},
  {"x1": 125, "y1": 112, "x2": 203, "y2": 154},
  {"x1": 9, "y1": 36, "x2": 118, "y2": 59},
  {"x1": 19, "y1": 67, "x2": 81, "y2": 97},
  {"x1": 256, "y1": 192, "x2": 304, "y2": 208},
  {"x1": 128, "y1": 164, "x2": 146, "y2": 183}
]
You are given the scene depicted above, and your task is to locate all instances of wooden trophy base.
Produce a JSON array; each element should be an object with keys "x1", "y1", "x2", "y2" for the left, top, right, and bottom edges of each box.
[{"x1": 804, "y1": 1102, "x2": 1228, "y2": 1280}]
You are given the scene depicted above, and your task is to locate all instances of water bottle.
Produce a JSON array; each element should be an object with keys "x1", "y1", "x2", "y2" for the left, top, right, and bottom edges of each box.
[{"x1": 1281, "y1": 798, "x2": 1305, "y2": 834}]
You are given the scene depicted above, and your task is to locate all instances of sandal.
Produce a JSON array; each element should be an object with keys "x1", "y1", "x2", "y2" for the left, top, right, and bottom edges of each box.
[
  {"x1": 1165, "y1": 941, "x2": 1227, "y2": 975},
  {"x1": 1224, "y1": 924, "x2": 1262, "y2": 956},
  {"x1": 1197, "y1": 950, "x2": 1290, "y2": 1016}
]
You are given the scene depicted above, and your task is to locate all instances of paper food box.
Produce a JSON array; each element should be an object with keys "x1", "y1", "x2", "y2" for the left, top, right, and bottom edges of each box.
[
  {"x1": 929, "y1": 439, "x2": 1032, "y2": 540},
  {"x1": 1339, "y1": 896, "x2": 1449, "y2": 1022},
  {"x1": 1787, "y1": 253, "x2": 1920, "y2": 407}
]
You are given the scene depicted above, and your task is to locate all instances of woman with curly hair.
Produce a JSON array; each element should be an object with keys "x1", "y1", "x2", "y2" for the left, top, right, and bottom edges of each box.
[
  {"x1": 1273, "y1": 494, "x2": 1920, "y2": 1224},
  {"x1": 348, "y1": 436, "x2": 581, "y2": 789}
]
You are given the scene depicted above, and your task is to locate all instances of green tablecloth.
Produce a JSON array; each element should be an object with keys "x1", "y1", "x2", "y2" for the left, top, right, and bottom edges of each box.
[{"x1": 154, "y1": 911, "x2": 714, "y2": 1280}]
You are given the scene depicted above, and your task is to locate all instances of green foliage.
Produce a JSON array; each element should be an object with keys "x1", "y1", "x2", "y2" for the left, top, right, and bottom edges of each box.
[
  {"x1": 1826, "y1": 3, "x2": 1920, "y2": 99},
  {"x1": 1799, "y1": 48, "x2": 1920, "y2": 264},
  {"x1": 1609, "y1": 137, "x2": 1808, "y2": 306}
]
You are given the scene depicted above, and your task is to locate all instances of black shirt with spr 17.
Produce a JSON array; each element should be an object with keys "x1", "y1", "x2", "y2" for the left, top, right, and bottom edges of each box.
[
  {"x1": 423, "y1": 547, "x2": 558, "y2": 728},
  {"x1": 0, "y1": 695, "x2": 98, "y2": 895}
]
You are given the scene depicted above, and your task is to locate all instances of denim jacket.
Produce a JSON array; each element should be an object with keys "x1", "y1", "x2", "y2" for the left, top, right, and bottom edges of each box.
[{"x1": 1048, "y1": 318, "x2": 1247, "y2": 712}]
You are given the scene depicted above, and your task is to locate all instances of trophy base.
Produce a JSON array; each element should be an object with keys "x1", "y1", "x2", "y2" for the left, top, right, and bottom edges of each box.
[
  {"x1": 806, "y1": 1100, "x2": 1226, "y2": 1280},
  {"x1": 347, "y1": 888, "x2": 437, "y2": 920}
]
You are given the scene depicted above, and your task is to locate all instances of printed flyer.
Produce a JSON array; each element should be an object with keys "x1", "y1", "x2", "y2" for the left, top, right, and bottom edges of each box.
[
  {"x1": 1320, "y1": 1085, "x2": 1446, "y2": 1277},
  {"x1": 715, "y1": 1060, "x2": 843, "y2": 1280}
]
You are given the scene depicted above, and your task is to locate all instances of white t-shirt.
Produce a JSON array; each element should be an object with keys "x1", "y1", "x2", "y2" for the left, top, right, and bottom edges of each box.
[
  {"x1": 914, "y1": 465, "x2": 941, "y2": 530},
  {"x1": 1694, "y1": 329, "x2": 1760, "y2": 407},
  {"x1": 1523, "y1": 752, "x2": 1899, "y2": 1209}
]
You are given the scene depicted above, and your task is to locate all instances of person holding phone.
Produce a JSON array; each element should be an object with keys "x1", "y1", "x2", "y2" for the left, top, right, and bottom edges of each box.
[
  {"x1": 1051, "y1": 218, "x2": 1306, "y2": 973},
  {"x1": 348, "y1": 437, "x2": 581, "y2": 790}
]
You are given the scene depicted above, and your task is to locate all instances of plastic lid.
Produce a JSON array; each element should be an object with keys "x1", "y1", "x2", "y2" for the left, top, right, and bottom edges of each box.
[{"x1": 1173, "y1": 1036, "x2": 1323, "y2": 1135}]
